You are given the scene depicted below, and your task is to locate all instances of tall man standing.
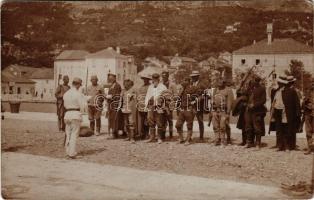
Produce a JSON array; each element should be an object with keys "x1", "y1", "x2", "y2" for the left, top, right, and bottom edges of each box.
[
  {"x1": 190, "y1": 71, "x2": 206, "y2": 140},
  {"x1": 55, "y1": 75, "x2": 70, "y2": 132},
  {"x1": 161, "y1": 70, "x2": 176, "y2": 139},
  {"x1": 136, "y1": 74, "x2": 151, "y2": 140},
  {"x1": 106, "y1": 73, "x2": 122, "y2": 139},
  {"x1": 63, "y1": 77, "x2": 85, "y2": 159},
  {"x1": 245, "y1": 76, "x2": 267, "y2": 148},
  {"x1": 304, "y1": 81, "x2": 314, "y2": 155},
  {"x1": 145, "y1": 73, "x2": 167, "y2": 144},
  {"x1": 86, "y1": 75, "x2": 104, "y2": 136},
  {"x1": 212, "y1": 80, "x2": 234, "y2": 146}
]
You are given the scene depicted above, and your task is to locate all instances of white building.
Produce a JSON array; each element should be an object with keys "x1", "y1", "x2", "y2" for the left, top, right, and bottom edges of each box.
[
  {"x1": 85, "y1": 47, "x2": 137, "y2": 85},
  {"x1": 54, "y1": 50, "x2": 90, "y2": 88},
  {"x1": 170, "y1": 54, "x2": 197, "y2": 69},
  {"x1": 232, "y1": 38, "x2": 314, "y2": 79},
  {"x1": 54, "y1": 48, "x2": 137, "y2": 89},
  {"x1": 30, "y1": 68, "x2": 55, "y2": 100}
]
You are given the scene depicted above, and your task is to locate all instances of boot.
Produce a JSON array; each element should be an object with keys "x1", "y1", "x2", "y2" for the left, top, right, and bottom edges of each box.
[
  {"x1": 129, "y1": 129, "x2": 135, "y2": 144},
  {"x1": 199, "y1": 127, "x2": 204, "y2": 140},
  {"x1": 305, "y1": 136, "x2": 313, "y2": 155},
  {"x1": 58, "y1": 119, "x2": 62, "y2": 131},
  {"x1": 256, "y1": 134, "x2": 261, "y2": 148},
  {"x1": 185, "y1": 130, "x2": 192, "y2": 146},
  {"x1": 157, "y1": 129, "x2": 163, "y2": 144},
  {"x1": 177, "y1": 131, "x2": 184, "y2": 144},
  {"x1": 90, "y1": 120, "x2": 95, "y2": 132},
  {"x1": 238, "y1": 131, "x2": 247, "y2": 146},
  {"x1": 61, "y1": 118, "x2": 66, "y2": 132},
  {"x1": 95, "y1": 119, "x2": 101, "y2": 136},
  {"x1": 146, "y1": 128, "x2": 156, "y2": 143},
  {"x1": 169, "y1": 125, "x2": 173, "y2": 139}
]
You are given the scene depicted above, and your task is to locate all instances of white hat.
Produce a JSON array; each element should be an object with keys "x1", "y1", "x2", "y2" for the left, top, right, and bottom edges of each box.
[
  {"x1": 190, "y1": 70, "x2": 200, "y2": 77},
  {"x1": 286, "y1": 76, "x2": 296, "y2": 83},
  {"x1": 277, "y1": 75, "x2": 288, "y2": 84}
]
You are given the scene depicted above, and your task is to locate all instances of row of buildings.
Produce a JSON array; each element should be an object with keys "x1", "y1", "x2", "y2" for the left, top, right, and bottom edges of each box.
[{"x1": 2, "y1": 29, "x2": 313, "y2": 101}]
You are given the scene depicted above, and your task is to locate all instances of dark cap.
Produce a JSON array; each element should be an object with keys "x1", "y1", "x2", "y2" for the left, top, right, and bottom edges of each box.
[
  {"x1": 161, "y1": 71, "x2": 169, "y2": 77},
  {"x1": 152, "y1": 73, "x2": 160, "y2": 79}
]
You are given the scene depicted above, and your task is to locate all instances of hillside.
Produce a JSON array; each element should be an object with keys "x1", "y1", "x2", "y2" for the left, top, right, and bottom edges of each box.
[{"x1": 1, "y1": 1, "x2": 313, "y2": 68}]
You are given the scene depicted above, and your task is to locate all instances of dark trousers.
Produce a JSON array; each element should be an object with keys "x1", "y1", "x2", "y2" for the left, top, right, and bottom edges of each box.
[
  {"x1": 196, "y1": 111, "x2": 204, "y2": 139},
  {"x1": 147, "y1": 110, "x2": 166, "y2": 139},
  {"x1": 138, "y1": 111, "x2": 149, "y2": 139},
  {"x1": 274, "y1": 109, "x2": 288, "y2": 150},
  {"x1": 244, "y1": 109, "x2": 265, "y2": 145},
  {"x1": 164, "y1": 111, "x2": 173, "y2": 138},
  {"x1": 175, "y1": 109, "x2": 195, "y2": 133}
]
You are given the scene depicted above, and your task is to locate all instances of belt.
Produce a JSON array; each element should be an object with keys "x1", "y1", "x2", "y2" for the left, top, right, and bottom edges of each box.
[{"x1": 65, "y1": 108, "x2": 80, "y2": 112}]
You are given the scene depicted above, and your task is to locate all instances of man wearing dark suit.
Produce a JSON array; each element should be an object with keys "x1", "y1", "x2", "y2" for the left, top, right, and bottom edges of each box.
[
  {"x1": 106, "y1": 73, "x2": 122, "y2": 139},
  {"x1": 282, "y1": 78, "x2": 301, "y2": 150},
  {"x1": 245, "y1": 76, "x2": 267, "y2": 148}
]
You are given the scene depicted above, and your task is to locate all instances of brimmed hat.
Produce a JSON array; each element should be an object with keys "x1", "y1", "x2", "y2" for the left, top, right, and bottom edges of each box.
[
  {"x1": 73, "y1": 77, "x2": 82, "y2": 85},
  {"x1": 161, "y1": 70, "x2": 169, "y2": 77},
  {"x1": 277, "y1": 75, "x2": 288, "y2": 84},
  {"x1": 140, "y1": 74, "x2": 152, "y2": 80},
  {"x1": 108, "y1": 72, "x2": 116, "y2": 77},
  {"x1": 190, "y1": 70, "x2": 200, "y2": 77},
  {"x1": 152, "y1": 73, "x2": 160, "y2": 79},
  {"x1": 286, "y1": 76, "x2": 296, "y2": 83},
  {"x1": 91, "y1": 75, "x2": 98, "y2": 80}
]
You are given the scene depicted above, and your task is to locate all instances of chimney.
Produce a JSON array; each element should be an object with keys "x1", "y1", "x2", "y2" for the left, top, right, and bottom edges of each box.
[
  {"x1": 267, "y1": 23, "x2": 273, "y2": 45},
  {"x1": 116, "y1": 46, "x2": 120, "y2": 54}
]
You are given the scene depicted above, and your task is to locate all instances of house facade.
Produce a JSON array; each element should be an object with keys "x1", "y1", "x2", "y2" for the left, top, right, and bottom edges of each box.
[
  {"x1": 232, "y1": 38, "x2": 314, "y2": 79},
  {"x1": 30, "y1": 68, "x2": 55, "y2": 100},
  {"x1": 170, "y1": 54, "x2": 197, "y2": 69},
  {"x1": 54, "y1": 50, "x2": 90, "y2": 88},
  {"x1": 54, "y1": 48, "x2": 137, "y2": 89}
]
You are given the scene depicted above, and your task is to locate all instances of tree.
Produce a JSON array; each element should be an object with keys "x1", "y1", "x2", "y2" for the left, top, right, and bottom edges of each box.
[
  {"x1": 1, "y1": 2, "x2": 78, "y2": 68},
  {"x1": 288, "y1": 60, "x2": 312, "y2": 92}
]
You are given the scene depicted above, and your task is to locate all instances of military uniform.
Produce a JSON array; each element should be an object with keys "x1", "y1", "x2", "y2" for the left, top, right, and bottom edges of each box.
[
  {"x1": 107, "y1": 80, "x2": 122, "y2": 138},
  {"x1": 55, "y1": 84, "x2": 70, "y2": 131},
  {"x1": 175, "y1": 79, "x2": 197, "y2": 145},
  {"x1": 304, "y1": 85, "x2": 314, "y2": 154},
  {"x1": 211, "y1": 84, "x2": 234, "y2": 145},
  {"x1": 86, "y1": 84, "x2": 104, "y2": 135},
  {"x1": 120, "y1": 81, "x2": 137, "y2": 143},
  {"x1": 244, "y1": 81, "x2": 267, "y2": 148},
  {"x1": 136, "y1": 82, "x2": 150, "y2": 139},
  {"x1": 190, "y1": 71, "x2": 206, "y2": 140}
]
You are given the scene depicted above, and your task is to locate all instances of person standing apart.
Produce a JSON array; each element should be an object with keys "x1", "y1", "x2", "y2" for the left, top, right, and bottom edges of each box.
[
  {"x1": 86, "y1": 75, "x2": 104, "y2": 136},
  {"x1": 304, "y1": 81, "x2": 314, "y2": 155},
  {"x1": 136, "y1": 74, "x2": 151, "y2": 140},
  {"x1": 211, "y1": 80, "x2": 234, "y2": 146},
  {"x1": 106, "y1": 73, "x2": 122, "y2": 139},
  {"x1": 145, "y1": 73, "x2": 167, "y2": 144},
  {"x1": 55, "y1": 75, "x2": 70, "y2": 132},
  {"x1": 190, "y1": 71, "x2": 206, "y2": 141},
  {"x1": 63, "y1": 78, "x2": 85, "y2": 159}
]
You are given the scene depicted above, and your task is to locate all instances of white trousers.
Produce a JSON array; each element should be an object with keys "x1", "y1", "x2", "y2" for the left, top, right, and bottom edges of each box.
[{"x1": 64, "y1": 119, "x2": 81, "y2": 157}]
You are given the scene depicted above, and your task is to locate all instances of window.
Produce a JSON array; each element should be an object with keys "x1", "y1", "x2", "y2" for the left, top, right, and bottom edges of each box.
[
  {"x1": 241, "y1": 59, "x2": 246, "y2": 65},
  {"x1": 17, "y1": 87, "x2": 21, "y2": 94},
  {"x1": 256, "y1": 59, "x2": 260, "y2": 65}
]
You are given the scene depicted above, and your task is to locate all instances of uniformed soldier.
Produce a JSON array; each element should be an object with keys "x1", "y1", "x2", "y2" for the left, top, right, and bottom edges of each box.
[
  {"x1": 175, "y1": 77, "x2": 197, "y2": 145},
  {"x1": 161, "y1": 70, "x2": 175, "y2": 139},
  {"x1": 245, "y1": 76, "x2": 267, "y2": 148},
  {"x1": 136, "y1": 74, "x2": 151, "y2": 140},
  {"x1": 145, "y1": 73, "x2": 167, "y2": 144},
  {"x1": 304, "y1": 81, "x2": 314, "y2": 155},
  {"x1": 86, "y1": 75, "x2": 104, "y2": 136},
  {"x1": 63, "y1": 77, "x2": 85, "y2": 159},
  {"x1": 55, "y1": 75, "x2": 70, "y2": 132},
  {"x1": 120, "y1": 79, "x2": 137, "y2": 143},
  {"x1": 212, "y1": 79, "x2": 234, "y2": 146},
  {"x1": 190, "y1": 71, "x2": 206, "y2": 140},
  {"x1": 106, "y1": 73, "x2": 123, "y2": 139}
]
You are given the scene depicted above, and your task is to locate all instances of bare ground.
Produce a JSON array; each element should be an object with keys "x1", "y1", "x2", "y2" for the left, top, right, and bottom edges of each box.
[{"x1": 2, "y1": 118, "x2": 313, "y2": 189}]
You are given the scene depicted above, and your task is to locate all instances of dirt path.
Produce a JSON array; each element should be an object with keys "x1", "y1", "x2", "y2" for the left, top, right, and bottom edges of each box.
[{"x1": 2, "y1": 152, "x2": 289, "y2": 200}]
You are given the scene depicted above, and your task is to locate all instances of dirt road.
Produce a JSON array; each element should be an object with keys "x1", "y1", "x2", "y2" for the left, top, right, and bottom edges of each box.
[{"x1": 2, "y1": 152, "x2": 289, "y2": 199}]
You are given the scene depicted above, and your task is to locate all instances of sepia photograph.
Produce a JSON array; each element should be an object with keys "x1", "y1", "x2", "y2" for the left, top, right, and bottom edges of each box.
[{"x1": 1, "y1": 0, "x2": 314, "y2": 199}]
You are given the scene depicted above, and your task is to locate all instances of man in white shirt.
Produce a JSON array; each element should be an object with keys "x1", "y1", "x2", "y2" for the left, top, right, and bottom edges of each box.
[
  {"x1": 145, "y1": 73, "x2": 167, "y2": 144},
  {"x1": 63, "y1": 77, "x2": 85, "y2": 159}
]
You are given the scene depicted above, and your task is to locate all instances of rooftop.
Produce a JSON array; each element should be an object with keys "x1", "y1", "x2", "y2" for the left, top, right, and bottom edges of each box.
[
  {"x1": 1, "y1": 71, "x2": 35, "y2": 84},
  {"x1": 55, "y1": 50, "x2": 89, "y2": 60},
  {"x1": 30, "y1": 68, "x2": 54, "y2": 79},
  {"x1": 233, "y1": 38, "x2": 314, "y2": 55},
  {"x1": 86, "y1": 48, "x2": 127, "y2": 59}
]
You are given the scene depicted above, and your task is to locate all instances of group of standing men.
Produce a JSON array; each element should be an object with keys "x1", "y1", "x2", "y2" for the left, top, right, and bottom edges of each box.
[{"x1": 55, "y1": 69, "x2": 314, "y2": 158}]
